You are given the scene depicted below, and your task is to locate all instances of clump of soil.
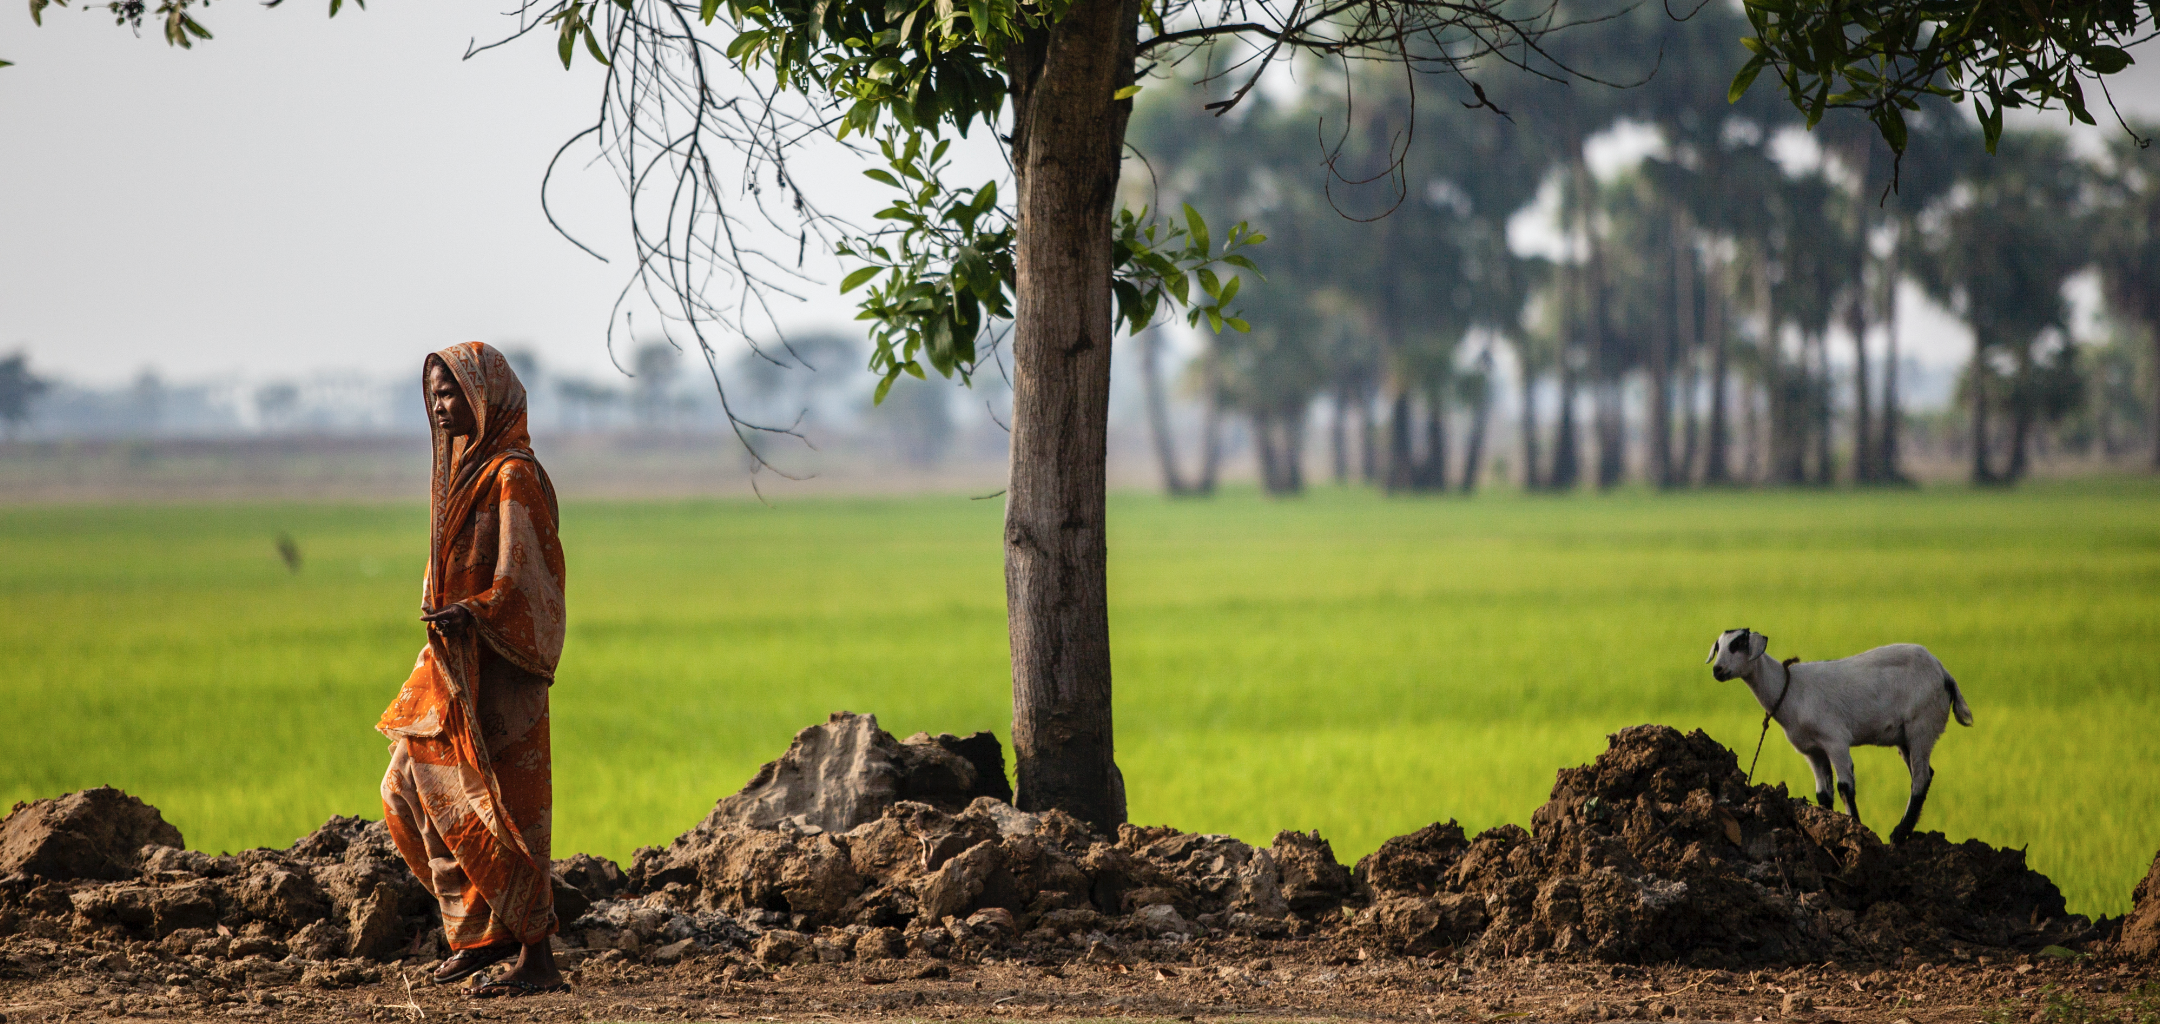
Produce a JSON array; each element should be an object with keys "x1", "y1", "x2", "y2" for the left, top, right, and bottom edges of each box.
[
  {"x1": 1352, "y1": 725, "x2": 2097, "y2": 966},
  {"x1": 2124, "y1": 850, "x2": 2160, "y2": 957},
  {"x1": 0, "y1": 786, "x2": 182, "y2": 881},
  {"x1": 712, "y1": 712, "x2": 1013, "y2": 834}
]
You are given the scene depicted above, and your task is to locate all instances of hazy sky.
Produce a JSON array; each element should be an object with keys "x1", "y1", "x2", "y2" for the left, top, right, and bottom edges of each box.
[{"x1": 7, "y1": 5, "x2": 2160, "y2": 389}]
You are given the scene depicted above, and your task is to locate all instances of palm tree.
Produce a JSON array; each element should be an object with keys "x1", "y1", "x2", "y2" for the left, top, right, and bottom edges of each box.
[
  {"x1": 1913, "y1": 130, "x2": 2091, "y2": 485},
  {"x1": 2093, "y1": 120, "x2": 2160, "y2": 470}
]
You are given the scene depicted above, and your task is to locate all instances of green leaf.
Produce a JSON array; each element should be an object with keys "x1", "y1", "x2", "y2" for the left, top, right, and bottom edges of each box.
[
  {"x1": 874, "y1": 374, "x2": 896, "y2": 405},
  {"x1": 1198, "y1": 267, "x2": 1221, "y2": 299},
  {"x1": 583, "y1": 24, "x2": 612, "y2": 67},
  {"x1": 1204, "y1": 306, "x2": 1223, "y2": 333},
  {"x1": 1729, "y1": 56, "x2": 1768, "y2": 103},
  {"x1": 1217, "y1": 274, "x2": 1240, "y2": 306},
  {"x1": 701, "y1": 0, "x2": 723, "y2": 21},
  {"x1": 869, "y1": 57, "x2": 908, "y2": 81},
  {"x1": 864, "y1": 168, "x2": 902, "y2": 187},
  {"x1": 1225, "y1": 317, "x2": 1250, "y2": 332},
  {"x1": 0, "y1": 59, "x2": 12, "y2": 68},
  {"x1": 841, "y1": 265, "x2": 883, "y2": 292},
  {"x1": 1113, "y1": 84, "x2": 1142, "y2": 100},
  {"x1": 1875, "y1": 103, "x2": 1907, "y2": 153},
  {"x1": 2087, "y1": 46, "x2": 2133, "y2": 74},
  {"x1": 1182, "y1": 203, "x2": 1210, "y2": 256}
]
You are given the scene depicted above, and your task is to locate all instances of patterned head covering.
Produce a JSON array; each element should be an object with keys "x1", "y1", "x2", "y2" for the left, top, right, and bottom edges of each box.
[{"x1": 423, "y1": 342, "x2": 556, "y2": 609}]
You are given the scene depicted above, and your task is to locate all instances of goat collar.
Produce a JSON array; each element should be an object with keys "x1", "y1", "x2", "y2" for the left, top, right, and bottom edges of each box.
[{"x1": 1764, "y1": 656, "x2": 1798, "y2": 719}]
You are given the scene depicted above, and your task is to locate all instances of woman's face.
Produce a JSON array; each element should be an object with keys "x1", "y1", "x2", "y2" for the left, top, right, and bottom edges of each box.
[{"x1": 426, "y1": 361, "x2": 478, "y2": 438}]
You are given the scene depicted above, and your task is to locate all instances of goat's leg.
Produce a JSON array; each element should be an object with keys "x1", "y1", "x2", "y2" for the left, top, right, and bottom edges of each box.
[
  {"x1": 1829, "y1": 745, "x2": 1862, "y2": 825},
  {"x1": 1804, "y1": 749, "x2": 1836, "y2": 809},
  {"x1": 1890, "y1": 731, "x2": 1938, "y2": 843}
]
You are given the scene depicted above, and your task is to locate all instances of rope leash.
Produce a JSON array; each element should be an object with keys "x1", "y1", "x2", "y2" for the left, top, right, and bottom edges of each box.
[{"x1": 1743, "y1": 656, "x2": 1797, "y2": 785}]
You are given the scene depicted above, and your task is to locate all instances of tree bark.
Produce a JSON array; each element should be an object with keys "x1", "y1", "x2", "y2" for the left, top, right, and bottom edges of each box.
[
  {"x1": 1002, "y1": 0, "x2": 1139, "y2": 833},
  {"x1": 1139, "y1": 328, "x2": 1188, "y2": 495}
]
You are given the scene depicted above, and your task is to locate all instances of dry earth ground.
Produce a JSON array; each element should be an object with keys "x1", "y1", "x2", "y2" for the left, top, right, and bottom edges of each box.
[{"x1": 3, "y1": 932, "x2": 2155, "y2": 1024}]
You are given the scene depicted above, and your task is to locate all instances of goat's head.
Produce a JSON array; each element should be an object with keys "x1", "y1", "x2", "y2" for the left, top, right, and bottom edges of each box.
[{"x1": 1707, "y1": 628, "x2": 1768, "y2": 681}]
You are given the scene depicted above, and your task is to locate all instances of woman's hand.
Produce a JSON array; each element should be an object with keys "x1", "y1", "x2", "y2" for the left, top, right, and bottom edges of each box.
[{"x1": 420, "y1": 604, "x2": 473, "y2": 630}]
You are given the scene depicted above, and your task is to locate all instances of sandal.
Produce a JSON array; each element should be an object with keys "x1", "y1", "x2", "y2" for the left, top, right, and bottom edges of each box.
[
  {"x1": 470, "y1": 974, "x2": 572, "y2": 998},
  {"x1": 431, "y1": 943, "x2": 520, "y2": 984}
]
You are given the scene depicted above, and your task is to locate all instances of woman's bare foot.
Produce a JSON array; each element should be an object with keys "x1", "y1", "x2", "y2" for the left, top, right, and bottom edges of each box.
[{"x1": 470, "y1": 939, "x2": 567, "y2": 996}]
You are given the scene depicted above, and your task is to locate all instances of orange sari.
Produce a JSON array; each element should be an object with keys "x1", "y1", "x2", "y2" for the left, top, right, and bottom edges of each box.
[{"x1": 378, "y1": 342, "x2": 566, "y2": 950}]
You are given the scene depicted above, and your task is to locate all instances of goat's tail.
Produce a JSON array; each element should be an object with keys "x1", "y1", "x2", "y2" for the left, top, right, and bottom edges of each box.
[{"x1": 1945, "y1": 675, "x2": 1974, "y2": 726}]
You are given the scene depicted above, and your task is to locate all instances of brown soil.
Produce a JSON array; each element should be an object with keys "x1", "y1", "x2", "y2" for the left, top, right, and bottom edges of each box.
[
  {"x1": 3, "y1": 721, "x2": 2155, "y2": 1023},
  {"x1": 2, "y1": 928, "x2": 2153, "y2": 1023}
]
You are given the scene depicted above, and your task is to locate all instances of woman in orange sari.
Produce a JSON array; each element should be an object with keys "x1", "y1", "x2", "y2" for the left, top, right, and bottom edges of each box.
[{"x1": 379, "y1": 342, "x2": 569, "y2": 997}]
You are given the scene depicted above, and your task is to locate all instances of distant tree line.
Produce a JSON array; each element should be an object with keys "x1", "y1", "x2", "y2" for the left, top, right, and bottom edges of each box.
[{"x1": 1128, "y1": 2, "x2": 2160, "y2": 494}]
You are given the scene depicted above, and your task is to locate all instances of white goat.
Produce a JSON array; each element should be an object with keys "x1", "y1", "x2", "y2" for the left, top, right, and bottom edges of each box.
[{"x1": 1706, "y1": 628, "x2": 1973, "y2": 842}]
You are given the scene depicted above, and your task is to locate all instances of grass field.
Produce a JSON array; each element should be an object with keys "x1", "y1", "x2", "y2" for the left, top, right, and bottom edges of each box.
[{"x1": 3, "y1": 479, "x2": 2157, "y2": 916}]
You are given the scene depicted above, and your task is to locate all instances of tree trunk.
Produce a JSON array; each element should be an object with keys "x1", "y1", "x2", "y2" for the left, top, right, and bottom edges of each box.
[
  {"x1": 1197, "y1": 346, "x2": 1223, "y2": 494},
  {"x1": 1849, "y1": 286, "x2": 1874, "y2": 484},
  {"x1": 1253, "y1": 411, "x2": 1283, "y2": 493},
  {"x1": 1650, "y1": 216, "x2": 1677, "y2": 488},
  {"x1": 1283, "y1": 406, "x2": 1307, "y2": 493},
  {"x1": 1812, "y1": 334, "x2": 1833, "y2": 486},
  {"x1": 1329, "y1": 388, "x2": 1349, "y2": 484},
  {"x1": 2007, "y1": 347, "x2": 2034, "y2": 483},
  {"x1": 1001, "y1": 0, "x2": 1138, "y2": 833},
  {"x1": 1705, "y1": 259, "x2": 1731, "y2": 484},
  {"x1": 1517, "y1": 344, "x2": 1542, "y2": 490},
  {"x1": 1673, "y1": 214, "x2": 1700, "y2": 486},
  {"x1": 1970, "y1": 342, "x2": 1994, "y2": 485},
  {"x1": 1461, "y1": 351, "x2": 1492, "y2": 493},
  {"x1": 2151, "y1": 325, "x2": 2160, "y2": 470},
  {"x1": 1552, "y1": 362, "x2": 1580, "y2": 489},
  {"x1": 1358, "y1": 385, "x2": 1378, "y2": 484},
  {"x1": 1880, "y1": 244, "x2": 1906, "y2": 482},
  {"x1": 1581, "y1": 161, "x2": 1622, "y2": 491},
  {"x1": 1421, "y1": 381, "x2": 1449, "y2": 491},
  {"x1": 1385, "y1": 387, "x2": 1415, "y2": 492},
  {"x1": 1139, "y1": 328, "x2": 1188, "y2": 495}
]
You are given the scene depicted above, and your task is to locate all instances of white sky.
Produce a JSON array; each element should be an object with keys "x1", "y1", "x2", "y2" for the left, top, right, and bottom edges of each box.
[{"x1": 7, "y1": 6, "x2": 2160, "y2": 388}]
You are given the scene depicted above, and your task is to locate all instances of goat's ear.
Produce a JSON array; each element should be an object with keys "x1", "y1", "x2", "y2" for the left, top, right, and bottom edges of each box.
[
  {"x1": 1705, "y1": 642, "x2": 1720, "y2": 665},
  {"x1": 1749, "y1": 632, "x2": 1769, "y2": 660}
]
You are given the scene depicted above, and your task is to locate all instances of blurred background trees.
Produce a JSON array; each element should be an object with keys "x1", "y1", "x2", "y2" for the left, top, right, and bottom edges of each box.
[{"x1": 1109, "y1": 1, "x2": 2160, "y2": 494}]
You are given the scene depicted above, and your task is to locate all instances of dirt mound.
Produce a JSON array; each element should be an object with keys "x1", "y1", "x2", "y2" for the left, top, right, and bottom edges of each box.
[
  {"x1": 1354, "y1": 724, "x2": 2087, "y2": 965},
  {"x1": 1, "y1": 787, "x2": 183, "y2": 882},
  {"x1": 626, "y1": 789, "x2": 1335, "y2": 959},
  {"x1": 0, "y1": 721, "x2": 2123, "y2": 973},
  {"x1": 2123, "y1": 849, "x2": 2160, "y2": 957},
  {"x1": 711, "y1": 712, "x2": 1014, "y2": 833}
]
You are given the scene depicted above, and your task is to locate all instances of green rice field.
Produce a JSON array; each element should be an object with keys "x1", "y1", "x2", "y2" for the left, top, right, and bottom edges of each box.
[{"x1": 3, "y1": 479, "x2": 2156, "y2": 916}]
